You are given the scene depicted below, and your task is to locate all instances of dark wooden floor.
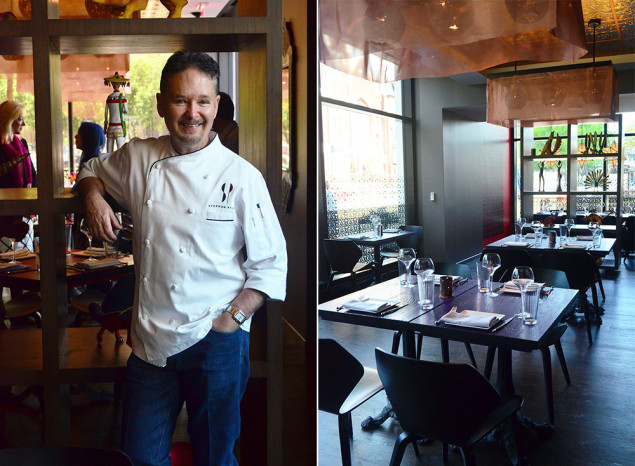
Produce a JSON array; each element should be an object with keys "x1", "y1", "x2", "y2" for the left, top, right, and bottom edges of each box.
[{"x1": 319, "y1": 259, "x2": 635, "y2": 465}]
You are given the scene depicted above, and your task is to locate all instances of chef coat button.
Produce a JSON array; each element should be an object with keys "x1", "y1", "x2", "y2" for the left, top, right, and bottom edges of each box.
[
  {"x1": 187, "y1": 207, "x2": 194, "y2": 214},
  {"x1": 144, "y1": 239, "x2": 150, "y2": 246},
  {"x1": 170, "y1": 284, "x2": 178, "y2": 292},
  {"x1": 179, "y1": 247, "x2": 185, "y2": 253},
  {"x1": 146, "y1": 199, "x2": 153, "y2": 206},
  {"x1": 203, "y1": 174, "x2": 208, "y2": 179},
  {"x1": 155, "y1": 163, "x2": 161, "y2": 170},
  {"x1": 142, "y1": 314, "x2": 148, "y2": 320},
  {"x1": 142, "y1": 277, "x2": 148, "y2": 284},
  {"x1": 169, "y1": 319, "x2": 176, "y2": 325}
]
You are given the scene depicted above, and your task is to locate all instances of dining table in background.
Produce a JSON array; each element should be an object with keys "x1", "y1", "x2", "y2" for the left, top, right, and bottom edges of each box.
[
  {"x1": 345, "y1": 230, "x2": 415, "y2": 282},
  {"x1": 0, "y1": 251, "x2": 134, "y2": 292},
  {"x1": 487, "y1": 234, "x2": 616, "y2": 261}
]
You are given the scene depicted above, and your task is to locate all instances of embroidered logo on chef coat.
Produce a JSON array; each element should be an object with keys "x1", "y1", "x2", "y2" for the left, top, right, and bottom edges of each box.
[{"x1": 220, "y1": 182, "x2": 234, "y2": 203}]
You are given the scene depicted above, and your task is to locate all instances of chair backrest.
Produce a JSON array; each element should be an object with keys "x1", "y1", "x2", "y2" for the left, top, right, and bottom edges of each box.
[
  {"x1": 623, "y1": 216, "x2": 635, "y2": 253},
  {"x1": 531, "y1": 267, "x2": 569, "y2": 289},
  {"x1": 432, "y1": 262, "x2": 471, "y2": 279},
  {"x1": 101, "y1": 273, "x2": 136, "y2": 314},
  {"x1": 375, "y1": 348, "x2": 501, "y2": 446},
  {"x1": 539, "y1": 250, "x2": 598, "y2": 290},
  {"x1": 0, "y1": 447, "x2": 133, "y2": 466},
  {"x1": 396, "y1": 225, "x2": 423, "y2": 253},
  {"x1": 481, "y1": 247, "x2": 534, "y2": 282},
  {"x1": 322, "y1": 239, "x2": 363, "y2": 274},
  {"x1": 319, "y1": 339, "x2": 364, "y2": 415},
  {"x1": 602, "y1": 215, "x2": 616, "y2": 225}
]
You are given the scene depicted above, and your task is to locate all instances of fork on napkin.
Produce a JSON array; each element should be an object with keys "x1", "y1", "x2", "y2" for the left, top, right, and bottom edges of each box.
[
  {"x1": 338, "y1": 296, "x2": 398, "y2": 315},
  {"x1": 437, "y1": 309, "x2": 505, "y2": 329},
  {"x1": 500, "y1": 282, "x2": 545, "y2": 293}
]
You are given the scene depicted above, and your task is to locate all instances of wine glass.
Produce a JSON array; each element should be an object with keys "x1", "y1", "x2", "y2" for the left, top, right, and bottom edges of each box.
[
  {"x1": 8, "y1": 237, "x2": 16, "y2": 264},
  {"x1": 512, "y1": 266, "x2": 534, "y2": 319},
  {"x1": 482, "y1": 253, "x2": 501, "y2": 296},
  {"x1": 413, "y1": 258, "x2": 435, "y2": 309},
  {"x1": 564, "y1": 218, "x2": 575, "y2": 239},
  {"x1": 79, "y1": 218, "x2": 95, "y2": 261},
  {"x1": 398, "y1": 248, "x2": 416, "y2": 288},
  {"x1": 517, "y1": 217, "x2": 527, "y2": 239},
  {"x1": 530, "y1": 220, "x2": 543, "y2": 245}
]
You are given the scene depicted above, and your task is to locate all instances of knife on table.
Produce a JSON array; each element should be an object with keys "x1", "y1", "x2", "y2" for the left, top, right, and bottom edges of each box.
[{"x1": 491, "y1": 316, "x2": 515, "y2": 333}]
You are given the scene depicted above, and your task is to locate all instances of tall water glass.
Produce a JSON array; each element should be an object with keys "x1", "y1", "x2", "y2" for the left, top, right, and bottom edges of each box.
[
  {"x1": 564, "y1": 218, "x2": 575, "y2": 238},
  {"x1": 476, "y1": 261, "x2": 490, "y2": 293},
  {"x1": 512, "y1": 266, "x2": 534, "y2": 320},
  {"x1": 398, "y1": 248, "x2": 416, "y2": 288},
  {"x1": 592, "y1": 229, "x2": 602, "y2": 249},
  {"x1": 414, "y1": 258, "x2": 435, "y2": 309},
  {"x1": 558, "y1": 224, "x2": 567, "y2": 245},
  {"x1": 522, "y1": 286, "x2": 540, "y2": 325},
  {"x1": 534, "y1": 225, "x2": 543, "y2": 246}
]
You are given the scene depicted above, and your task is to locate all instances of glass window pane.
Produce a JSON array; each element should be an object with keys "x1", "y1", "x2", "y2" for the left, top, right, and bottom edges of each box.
[
  {"x1": 322, "y1": 102, "x2": 405, "y2": 244},
  {"x1": 320, "y1": 63, "x2": 401, "y2": 114}
]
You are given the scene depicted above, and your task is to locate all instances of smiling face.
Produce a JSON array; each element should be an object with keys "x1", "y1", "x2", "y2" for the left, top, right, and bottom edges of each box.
[
  {"x1": 11, "y1": 111, "x2": 25, "y2": 137},
  {"x1": 156, "y1": 67, "x2": 220, "y2": 155}
]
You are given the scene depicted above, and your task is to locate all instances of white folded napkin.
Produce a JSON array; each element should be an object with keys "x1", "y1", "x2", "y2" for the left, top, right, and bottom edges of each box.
[
  {"x1": 384, "y1": 229, "x2": 401, "y2": 234},
  {"x1": 0, "y1": 262, "x2": 27, "y2": 271},
  {"x1": 341, "y1": 298, "x2": 398, "y2": 314},
  {"x1": 438, "y1": 310, "x2": 505, "y2": 329},
  {"x1": 505, "y1": 241, "x2": 530, "y2": 247},
  {"x1": 563, "y1": 243, "x2": 587, "y2": 249},
  {"x1": 501, "y1": 282, "x2": 545, "y2": 293},
  {"x1": 576, "y1": 236, "x2": 594, "y2": 241},
  {"x1": 73, "y1": 257, "x2": 121, "y2": 270},
  {"x1": 524, "y1": 233, "x2": 535, "y2": 239},
  {"x1": 0, "y1": 248, "x2": 35, "y2": 260}
]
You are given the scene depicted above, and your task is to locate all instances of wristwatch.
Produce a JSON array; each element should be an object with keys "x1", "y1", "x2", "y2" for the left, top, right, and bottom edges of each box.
[{"x1": 224, "y1": 304, "x2": 247, "y2": 325}]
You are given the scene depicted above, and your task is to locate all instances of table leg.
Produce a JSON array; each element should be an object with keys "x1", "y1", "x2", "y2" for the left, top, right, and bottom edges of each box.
[
  {"x1": 491, "y1": 349, "x2": 554, "y2": 464},
  {"x1": 361, "y1": 331, "x2": 416, "y2": 430},
  {"x1": 373, "y1": 246, "x2": 383, "y2": 283}
]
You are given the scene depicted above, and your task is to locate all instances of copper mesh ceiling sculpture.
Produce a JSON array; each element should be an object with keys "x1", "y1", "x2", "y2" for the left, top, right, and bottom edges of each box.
[{"x1": 320, "y1": 0, "x2": 588, "y2": 83}]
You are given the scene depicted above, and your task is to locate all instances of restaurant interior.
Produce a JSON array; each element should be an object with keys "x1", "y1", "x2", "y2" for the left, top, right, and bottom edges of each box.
[
  {"x1": 0, "y1": 0, "x2": 317, "y2": 465},
  {"x1": 318, "y1": 0, "x2": 634, "y2": 465}
]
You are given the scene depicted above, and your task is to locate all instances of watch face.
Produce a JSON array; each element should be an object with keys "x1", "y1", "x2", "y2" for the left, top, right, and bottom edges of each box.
[{"x1": 227, "y1": 306, "x2": 246, "y2": 324}]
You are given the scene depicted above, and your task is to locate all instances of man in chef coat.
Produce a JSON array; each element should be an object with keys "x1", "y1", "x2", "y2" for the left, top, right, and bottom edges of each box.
[{"x1": 76, "y1": 51, "x2": 287, "y2": 466}]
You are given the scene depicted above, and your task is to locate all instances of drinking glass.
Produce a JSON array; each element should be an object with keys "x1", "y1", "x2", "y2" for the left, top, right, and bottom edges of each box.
[
  {"x1": 564, "y1": 218, "x2": 575, "y2": 238},
  {"x1": 413, "y1": 258, "x2": 435, "y2": 309},
  {"x1": 512, "y1": 266, "x2": 534, "y2": 319},
  {"x1": 476, "y1": 261, "x2": 490, "y2": 293},
  {"x1": 588, "y1": 221, "x2": 600, "y2": 235},
  {"x1": 530, "y1": 221, "x2": 543, "y2": 246},
  {"x1": 592, "y1": 229, "x2": 602, "y2": 249},
  {"x1": 398, "y1": 248, "x2": 416, "y2": 288},
  {"x1": 516, "y1": 217, "x2": 526, "y2": 239},
  {"x1": 79, "y1": 218, "x2": 95, "y2": 261},
  {"x1": 482, "y1": 253, "x2": 501, "y2": 296},
  {"x1": 521, "y1": 285, "x2": 540, "y2": 326},
  {"x1": 8, "y1": 237, "x2": 16, "y2": 264},
  {"x1": 558, "y1": 224, "x2": 567, "y2": 245}
]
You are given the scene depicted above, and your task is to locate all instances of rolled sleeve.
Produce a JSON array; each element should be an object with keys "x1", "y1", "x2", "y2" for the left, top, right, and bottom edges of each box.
[{"x1": 241, "y1": 174, "x2": 287, "y2": 301}]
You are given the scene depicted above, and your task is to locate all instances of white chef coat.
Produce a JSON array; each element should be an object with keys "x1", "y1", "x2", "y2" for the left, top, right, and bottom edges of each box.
[{"x1": 78, "y1": 135, "x2": 287, "y2": 366}]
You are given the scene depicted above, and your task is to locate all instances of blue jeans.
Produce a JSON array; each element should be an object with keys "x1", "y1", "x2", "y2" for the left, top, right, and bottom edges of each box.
[{"x1": 121, "y1": 328, "x2": 250, "y2": 466}]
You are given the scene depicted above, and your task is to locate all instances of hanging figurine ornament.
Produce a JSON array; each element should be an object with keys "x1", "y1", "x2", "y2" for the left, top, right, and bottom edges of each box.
[{"x1": 104, "y1": 71, "x2": 130, "y2": 153}]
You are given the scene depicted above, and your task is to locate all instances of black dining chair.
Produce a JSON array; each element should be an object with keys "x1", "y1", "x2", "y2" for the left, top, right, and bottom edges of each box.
[
  {"x1": 319, "y1": 339, "x2": 384, "y2": 466},
  {"x1": 375, "y1": 348, "x2": 523, "y2": 466},
  {"x1": 378, "y1": 225, "x2": 423, "y2": 264},
  {"x1": 540, "y1": 250, "x2": 601, "y2": 344},
  {"x1": 323, "y1": 239, "x2": 374, "y2": 297},
  {"x1": 483, "y1": 267, "x2": 571, "y2": 426},
  {"x1": 621, "y1": 216, "x2": 635, "y2": 262}
]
